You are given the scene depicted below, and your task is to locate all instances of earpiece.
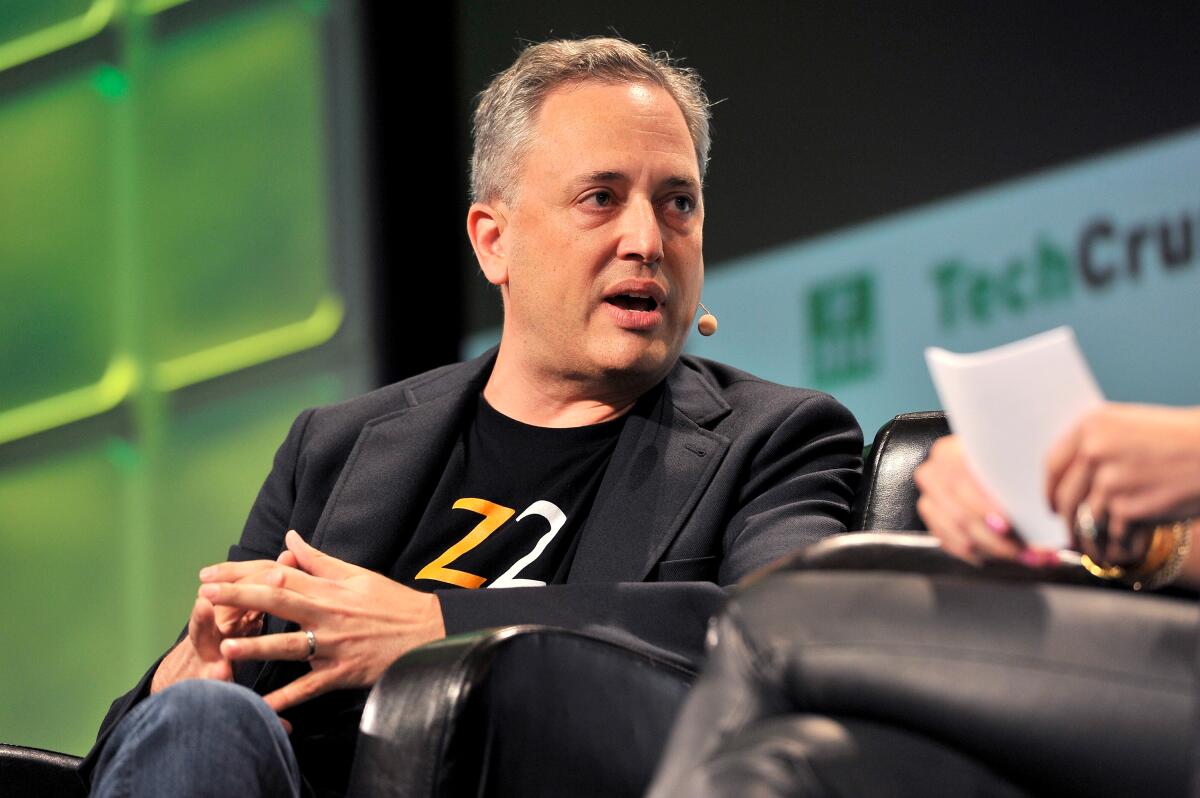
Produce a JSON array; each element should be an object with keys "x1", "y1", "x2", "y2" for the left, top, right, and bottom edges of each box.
[{"x1": 697, "y1": 302, "x2": 718, "y2": 336}]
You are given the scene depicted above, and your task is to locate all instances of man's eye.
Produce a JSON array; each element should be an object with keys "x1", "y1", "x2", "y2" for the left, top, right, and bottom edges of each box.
[
  {"x1": 588, "y1": 191, "x2": 613, "y2": 207},
  {"x1": 670, "y1": 195, "x2": 695, "y2": 214}
]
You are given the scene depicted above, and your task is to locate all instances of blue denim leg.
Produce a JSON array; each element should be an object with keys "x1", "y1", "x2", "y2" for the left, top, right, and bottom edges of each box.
[{"x1": 90, "y1": 680, "x2": 301, "y2": 798}]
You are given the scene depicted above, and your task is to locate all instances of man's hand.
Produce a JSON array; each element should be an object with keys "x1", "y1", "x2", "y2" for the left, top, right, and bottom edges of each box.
[
  {"x1": 150, "y1": 552, "x2": 298, "y2": 695},
  {"x1": 198, "y1": 530, "x2": 446, "y2": 714}
]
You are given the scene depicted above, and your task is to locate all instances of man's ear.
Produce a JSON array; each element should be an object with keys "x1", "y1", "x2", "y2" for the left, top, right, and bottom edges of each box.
[{"x1": 467, "y1": 201, "x2": 509, "y2": 287}]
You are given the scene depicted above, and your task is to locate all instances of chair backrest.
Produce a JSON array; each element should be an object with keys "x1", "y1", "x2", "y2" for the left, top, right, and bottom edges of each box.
[{"x1": 848, "y1": 411, "x2": 949, "y2": 532}]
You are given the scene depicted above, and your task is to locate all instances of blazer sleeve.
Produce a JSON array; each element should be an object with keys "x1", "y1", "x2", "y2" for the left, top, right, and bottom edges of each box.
[
  {"x1": 230, "y1": 407, "x2": 317, "y2": 561},
  {"x1": 717, "y1": 391, "x2": 862, "y2": 583}
]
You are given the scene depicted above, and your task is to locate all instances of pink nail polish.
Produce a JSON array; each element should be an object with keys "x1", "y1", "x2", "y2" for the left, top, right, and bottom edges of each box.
[
  {"x1": 1019, "y1": 550, "x2": 1044, "y2": 568},
  {"x1": 984, "y1": 513, "x2": 1010, "y2": 535}
]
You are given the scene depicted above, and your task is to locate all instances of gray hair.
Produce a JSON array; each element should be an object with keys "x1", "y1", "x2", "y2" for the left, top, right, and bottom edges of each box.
[{"x1": 470, "y1": 36, "x2": 712, "y2": 204}]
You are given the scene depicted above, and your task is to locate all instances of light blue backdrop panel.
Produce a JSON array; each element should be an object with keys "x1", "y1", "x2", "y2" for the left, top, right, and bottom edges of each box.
[{"x1": 464, "y1": 126, "x2": 1200, "y2": 438}]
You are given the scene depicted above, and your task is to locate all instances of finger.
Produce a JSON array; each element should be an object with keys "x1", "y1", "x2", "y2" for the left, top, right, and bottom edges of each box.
[
  {"x1": 1111, "y1": 483, "x2": 1195, "y2": 527},
  {"x1": 1020, "y1": 546, "x2": 1062, "y2": 569},
  {"x1": 1106, "y1": 523, "x2": 1153, "y2": 569},
  {"x1": 230, "y1": 562, "x2": 330, "y2": 597},
  {"x1": 227, "y1": 612, "x2": 265, "y2": 639},
  {"x1": 216, "y1": 608, "x2": 265, "y2": 639},
  {"x1": 221, "y1": 630, "x2": 318, "y2": 662},
  {"x1": 1044, "y1": 422, "x2": 1083, "y2": 511},
  {"x1": 943, "y1": 470, "x2": 1021, "y2": 561},
  {"x1": 918, "y1": 494, "x2": 982, "y2": 566},
  {"x1": 199, "y1": 559, "x2": 286, "y2": 584},
  {"x1": 278, "y1": 549, "x2": 299, "y2": 568},
  {"x1": 214, "y1": 568, "x2": 293, "y2": 635},
  {"x1": 199, "y1": 658, "x2": 233, "y2": 682},
  {"x1": 263, "y1": 668, "x2": 340, "y2": 714},
  {"x1": 199, "y1": 582, "x2": 313, "y2": 625},
  {"x1": 278, "y1": 716, "x2": 292, "y2": 735},
  {"x1": 286, "y1": 530, "x2": 359, "y2": 580},
  {"x1": 1053, "y1": 456, "x2": 1094, "y2": 535},
  {"x1": 188, "y1": 598, "x2": 224, "y2": 661}
]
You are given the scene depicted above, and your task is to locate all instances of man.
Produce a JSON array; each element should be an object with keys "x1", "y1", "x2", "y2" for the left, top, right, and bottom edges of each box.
[{"x1": 83, "y1": 37, "x2": 862, "y2": 796}]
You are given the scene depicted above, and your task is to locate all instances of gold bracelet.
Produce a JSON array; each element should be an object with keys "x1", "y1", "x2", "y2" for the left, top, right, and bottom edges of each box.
[
  {"x1": 1078, "y1": 519, "x2": 1193, "y2": 591},
  {"x1": 1126, "y1": 520, "x2": 1192, "y2": 591}
]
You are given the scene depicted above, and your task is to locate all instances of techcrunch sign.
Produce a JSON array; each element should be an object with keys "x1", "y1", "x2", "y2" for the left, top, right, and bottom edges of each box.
[
  {"x1": 933, "y1": 207, "x2": 1195, "y2": 330},
  {"x1": 689, "y1": 126, "x2": 1200, "y2": 437}
]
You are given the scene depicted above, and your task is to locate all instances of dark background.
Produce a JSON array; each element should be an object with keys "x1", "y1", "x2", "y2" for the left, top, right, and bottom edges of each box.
[{"x1": 360, "y1": 1, "x2": 1200, "y2": 385}]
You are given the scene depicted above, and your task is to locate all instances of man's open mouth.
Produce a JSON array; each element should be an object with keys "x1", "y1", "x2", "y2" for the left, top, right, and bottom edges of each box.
[{"x1": 605, "y1": 294, "x2": 660, "y2": 312}]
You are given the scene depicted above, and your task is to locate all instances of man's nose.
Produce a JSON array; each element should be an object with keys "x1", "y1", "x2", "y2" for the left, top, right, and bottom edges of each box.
[{"x1": 616, "y1": 198, "x2": 665, "y2": 265}]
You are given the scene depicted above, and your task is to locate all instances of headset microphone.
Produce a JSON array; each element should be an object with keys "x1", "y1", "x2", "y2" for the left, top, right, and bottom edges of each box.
[{"x1": 697, "y1": 302, "x2": 718, "y2": 336}]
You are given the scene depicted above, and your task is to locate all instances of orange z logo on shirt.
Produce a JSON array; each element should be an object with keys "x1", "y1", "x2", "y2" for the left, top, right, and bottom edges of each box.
[{"x1": 415, "y1": 497, "x2": 567, "y2": 589}]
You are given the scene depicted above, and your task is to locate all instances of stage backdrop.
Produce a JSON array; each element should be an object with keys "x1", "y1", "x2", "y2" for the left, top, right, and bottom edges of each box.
[{"x1": 0, "y1": 0, "x2": 373, "y2": 755}]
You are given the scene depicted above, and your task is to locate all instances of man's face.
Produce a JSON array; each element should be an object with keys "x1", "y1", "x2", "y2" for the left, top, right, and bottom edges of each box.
[{"x1": 488, "y1": 80, "x2": 704, "y2": 387}]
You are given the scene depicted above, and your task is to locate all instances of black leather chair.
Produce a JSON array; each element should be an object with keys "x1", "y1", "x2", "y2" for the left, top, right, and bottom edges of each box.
[
  {"x1": 647, "y1": 415, "x2": 1200, "y2": 797},
  {"x1": 849, "y1": 410, "x2": 949, "y2": 533},
  {"x1": 0, "y1": 745, "x2": 85, "y2": 798}
]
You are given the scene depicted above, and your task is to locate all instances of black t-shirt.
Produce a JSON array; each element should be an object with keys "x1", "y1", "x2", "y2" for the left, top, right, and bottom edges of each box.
[
  {"x1": 397, "y1": 394, "x2": 627, "y2": 589},
  {"x1": 291, "y1": 395, "x2": 627, "y2": 796}
]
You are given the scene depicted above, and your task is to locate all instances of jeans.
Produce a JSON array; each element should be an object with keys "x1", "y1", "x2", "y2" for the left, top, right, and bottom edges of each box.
[{"x1": 90, "y1": 680, "x2": 302, "y2": 798}]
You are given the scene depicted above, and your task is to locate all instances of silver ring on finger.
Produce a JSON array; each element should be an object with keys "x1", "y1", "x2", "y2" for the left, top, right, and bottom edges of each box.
[{"x1": 304, "y1": 629, "x2": 317, "y2": 661}]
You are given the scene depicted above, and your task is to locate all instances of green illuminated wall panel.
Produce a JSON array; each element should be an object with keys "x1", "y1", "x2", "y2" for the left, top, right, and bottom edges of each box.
[
  {"x1": 0, "y1": 75, "x2": 119, "y2": 416},
  {"x1": 0, "y1": 0, "x2": 102, "y2": 45},
  {"x1": 0, "y1": 0, "x2": 368, "y2": 756},
  {"x1": 142, "y1": 7, "x2": 335, "y2": 372},
  {"x1": 0, "y1": 444, "x2": 129, "y2": 756},
  {"x1": 0, "y1": 0, "x2": 114, "y2": 72}
]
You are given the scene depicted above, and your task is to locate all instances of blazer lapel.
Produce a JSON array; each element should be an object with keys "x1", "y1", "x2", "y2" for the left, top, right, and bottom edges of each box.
[
  {"x1": 569, "y1": 360, "x2": 732, "y2": 583},
  {"x1": 309, "y1": 352, "x2": 494, "y2": 569}
]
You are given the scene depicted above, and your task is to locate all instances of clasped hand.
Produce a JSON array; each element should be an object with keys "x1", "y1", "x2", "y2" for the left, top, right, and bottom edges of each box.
[{"x1": 195, "y1": 530, "x2": 445, "y2": 715}]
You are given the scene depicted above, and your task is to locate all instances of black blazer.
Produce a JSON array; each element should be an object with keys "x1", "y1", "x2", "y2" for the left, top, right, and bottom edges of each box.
[{"x1": 83, "y1": 350, "x2": 861, "y2": 781}]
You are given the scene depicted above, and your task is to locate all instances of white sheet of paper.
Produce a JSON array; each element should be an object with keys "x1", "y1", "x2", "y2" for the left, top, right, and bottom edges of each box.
[{"x1": 925, "y1": 327, "x2": 1105, "y2": 547}]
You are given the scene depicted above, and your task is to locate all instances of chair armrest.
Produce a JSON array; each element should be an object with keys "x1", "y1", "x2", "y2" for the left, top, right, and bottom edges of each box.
[
  {"x1": 0, "y1": 744, "x2": 84, "y2": 798},
  {"x1": 348, "y1": 625, "x2": 697, "y2": 798},
  {"x1": 849, "y1": 411, "x2": 950, "y2": 532},
  {"x1": 725, "y1": 571, "x2": 1198, "y2": 797},
  {"x1": 744, "y1": 531, "x2": 1105, "y2": 588}
]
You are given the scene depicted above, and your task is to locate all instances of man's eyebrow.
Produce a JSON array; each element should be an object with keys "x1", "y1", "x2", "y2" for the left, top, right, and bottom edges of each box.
[
  {"x1": 663, "y1": 175, "x2": 700, "y2": 191},
  {"x1": 568, "y1": 171, "x2": 700, "y2": 191},
  {"x1": 570, "y1": 170, "x2": 629, "y2": 187}
]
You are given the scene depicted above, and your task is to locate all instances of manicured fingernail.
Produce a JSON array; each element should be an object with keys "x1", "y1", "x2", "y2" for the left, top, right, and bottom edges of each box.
[
  {"x1": 199, "y1": 584, "x2": 218, "y2": 599},
  {"x1": 199, "y1": 566, "x2": 215, "y2": 580},
  {"x1": 984, "y1": 513, "x2": 1010, "y2": 535},
  {"x1": 1019, "y1": 550, "x2": 1045, "y2": 568}
]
